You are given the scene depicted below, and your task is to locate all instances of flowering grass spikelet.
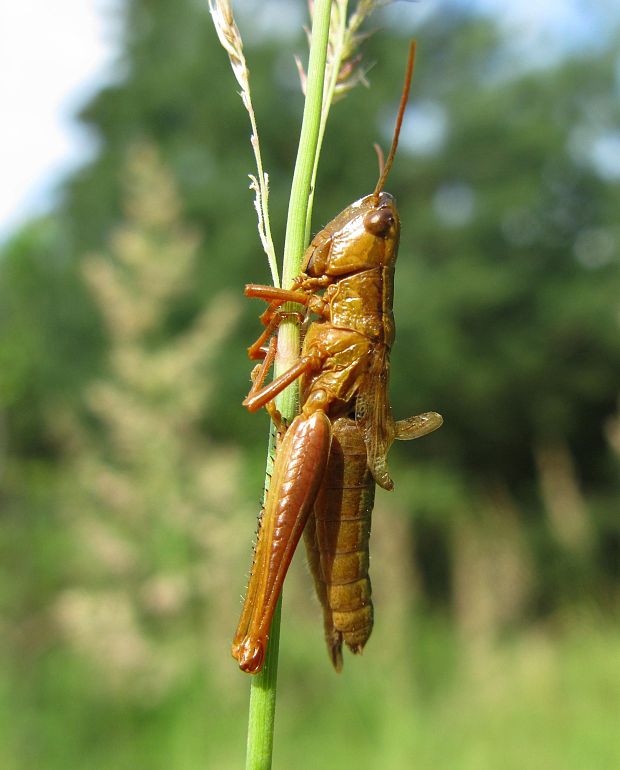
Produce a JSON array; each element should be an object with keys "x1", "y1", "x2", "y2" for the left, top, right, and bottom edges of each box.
[{"x1": 208, "y1": 0, "x2": 279, "y2": 286}]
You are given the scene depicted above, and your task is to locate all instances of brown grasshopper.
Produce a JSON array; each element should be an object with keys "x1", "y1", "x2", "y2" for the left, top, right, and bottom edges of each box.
[{"x1": 233, "y1": 42, "x2": 442, "y2": 673}]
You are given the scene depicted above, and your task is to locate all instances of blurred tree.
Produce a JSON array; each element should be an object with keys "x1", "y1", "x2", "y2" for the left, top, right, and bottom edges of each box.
[
  {"x1": 384, "y1": 18, "x2": 620, "y2": 616},
  {"x1": 0, "y1": 221, "x2": 104, "y2": 456}
]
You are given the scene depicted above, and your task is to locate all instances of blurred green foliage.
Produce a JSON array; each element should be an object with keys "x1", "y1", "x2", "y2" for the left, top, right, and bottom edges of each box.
[{"x1": 1, "y1": 0, "x2": 619, "y2": 767}]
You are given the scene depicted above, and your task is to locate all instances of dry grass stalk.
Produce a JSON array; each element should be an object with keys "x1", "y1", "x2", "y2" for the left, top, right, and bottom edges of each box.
[{"x1": 208, "y1": 0, "x2": 279, "y2": 285}]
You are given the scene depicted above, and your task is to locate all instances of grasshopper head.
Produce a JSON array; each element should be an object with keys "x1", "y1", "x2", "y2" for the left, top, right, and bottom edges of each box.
[{"x1": 304, "y1": 191, "x2": 400, "y2": 277}]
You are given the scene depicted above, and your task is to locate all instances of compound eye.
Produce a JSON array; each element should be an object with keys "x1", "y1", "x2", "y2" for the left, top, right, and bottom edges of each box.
[{"x1": 364, "y1": 207, "x2": 394, "y2": 236}]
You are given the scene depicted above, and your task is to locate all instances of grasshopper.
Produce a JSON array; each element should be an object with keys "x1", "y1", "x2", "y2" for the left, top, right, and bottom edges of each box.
[{"x1": 233, "y1": 43, "x2": 442, "y2": 673}]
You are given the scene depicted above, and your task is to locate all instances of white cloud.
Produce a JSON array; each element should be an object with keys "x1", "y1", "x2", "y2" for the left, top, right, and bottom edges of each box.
[{"x1": 0, "y1": 1, "x2": 118, "y2": 239}]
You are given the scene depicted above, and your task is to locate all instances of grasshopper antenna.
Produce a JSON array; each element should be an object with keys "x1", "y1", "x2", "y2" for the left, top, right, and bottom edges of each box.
[
  {"x1": 373, "y1": 142, "x2": 386, "y2": 178},
  {"x1": 373, "y1": 40, "x2": 416, "y2": 198}
]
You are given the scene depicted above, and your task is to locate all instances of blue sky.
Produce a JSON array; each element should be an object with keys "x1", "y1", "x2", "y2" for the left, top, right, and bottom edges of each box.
[{"x1": 0, "y1": 0, "x2": 613, "y2": 242}]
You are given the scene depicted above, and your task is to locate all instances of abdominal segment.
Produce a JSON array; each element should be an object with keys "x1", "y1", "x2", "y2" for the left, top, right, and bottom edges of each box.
[{"x1": 304, "y1": 417, "x2": 375, "y2": 671}]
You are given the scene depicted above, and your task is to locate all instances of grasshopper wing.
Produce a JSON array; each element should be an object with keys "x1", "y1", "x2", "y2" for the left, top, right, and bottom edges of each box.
[{"x1": 355, "y1": 344, "x2": 396, "y2": 491}]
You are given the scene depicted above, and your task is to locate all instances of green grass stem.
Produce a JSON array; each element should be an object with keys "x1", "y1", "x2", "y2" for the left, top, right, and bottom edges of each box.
[
  {"x1": 304, "y1": 0, "x2": 349, "y2": 245},
  {"x1": 244, "y1": 2, "x2": 333, "y2": 768}
]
